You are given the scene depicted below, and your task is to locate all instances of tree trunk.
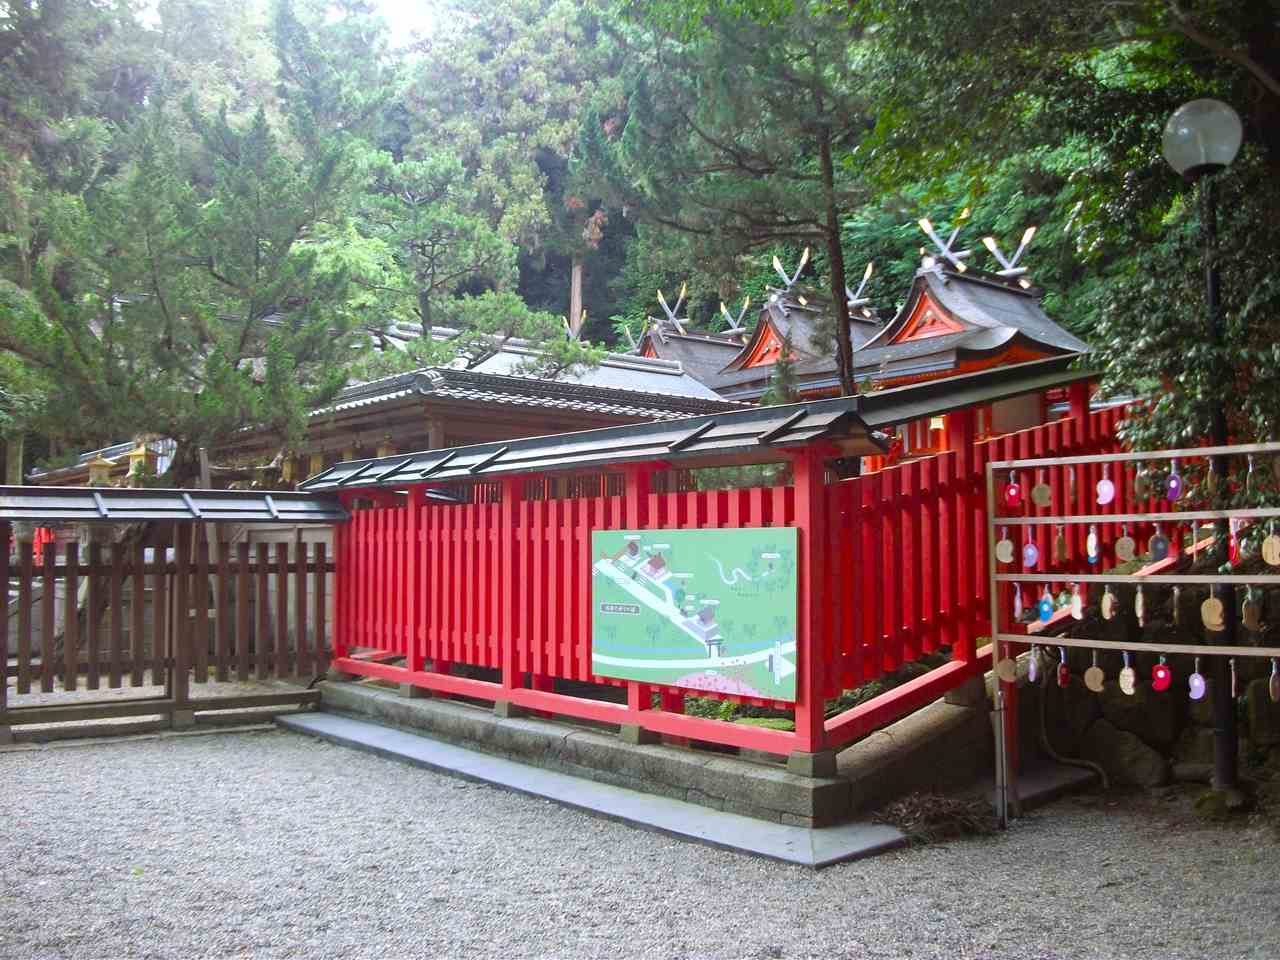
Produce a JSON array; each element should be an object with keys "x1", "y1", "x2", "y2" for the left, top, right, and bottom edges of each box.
[
  {"x1": 817, "y1": 127, "x2": 854, "y2": 395},
  {"x1": 3, "y1": 433, "x2": 24, "y2": 484},
  {"x1": 417, "y1": 287, "x2": 433, "y2": 340},
  {"x1": 569, "y1": 255, "x2": 584, "y2": 336}
]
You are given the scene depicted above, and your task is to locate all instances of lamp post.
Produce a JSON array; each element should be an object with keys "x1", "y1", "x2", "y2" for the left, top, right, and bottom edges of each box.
[{"x1": 1162, "y1": 98, "x2": 1244, "y2": 790}]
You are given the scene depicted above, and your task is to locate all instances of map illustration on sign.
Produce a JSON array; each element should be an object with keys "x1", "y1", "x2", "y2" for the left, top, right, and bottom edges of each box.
[{"x1": 591, "y1": 528, "x2": 798, "y2": 703}]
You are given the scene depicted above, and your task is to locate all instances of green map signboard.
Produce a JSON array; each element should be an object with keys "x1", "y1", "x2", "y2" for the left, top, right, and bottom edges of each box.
[{"x1": 590, "y1": 527, "x2": 798, "y2": 703}]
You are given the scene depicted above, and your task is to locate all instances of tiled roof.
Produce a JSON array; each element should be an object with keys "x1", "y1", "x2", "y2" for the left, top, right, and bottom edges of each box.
[
  {"x1": 312, "y1": 366, "x2": 743, "y2": 421},
  {"x1": 300, "y1": 357, "x2": 1092, "y2": 491}
]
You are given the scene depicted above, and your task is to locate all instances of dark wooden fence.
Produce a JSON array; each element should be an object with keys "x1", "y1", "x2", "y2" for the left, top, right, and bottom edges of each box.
[{"x1": 1, "y1": 523, "x2": 331, "y2": 731}]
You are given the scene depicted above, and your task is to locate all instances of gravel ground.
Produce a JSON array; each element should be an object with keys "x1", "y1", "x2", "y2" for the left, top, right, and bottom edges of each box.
[{"x1": 1, "y1": 730, "x2": 1277, "y2": 960}]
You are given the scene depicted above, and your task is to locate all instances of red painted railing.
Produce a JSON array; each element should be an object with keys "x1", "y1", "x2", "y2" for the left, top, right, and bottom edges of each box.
[{"x1": 331, "y1": 402, "x2": 1126, "y2": 758}]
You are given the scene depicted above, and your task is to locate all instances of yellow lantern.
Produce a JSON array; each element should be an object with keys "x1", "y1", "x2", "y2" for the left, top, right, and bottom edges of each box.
[{"x1": 87, "y1": 455, "x2": 115, "y2": 487}]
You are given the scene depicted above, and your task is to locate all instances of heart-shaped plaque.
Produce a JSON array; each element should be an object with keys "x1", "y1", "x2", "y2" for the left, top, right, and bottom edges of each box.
[
  {"x1": 1031, "y1": 482, "x2": 1052, "y2": 508},
  {"x1": 1263, "y1": 534, "x2": 1280, "y2": 567},
  {"x1": 1084, "y1": 664, "x2": 1105, "y2": 693},
  {"x1": 996, "y1": 537, "x2": 1015, "y2": 564},
  {"x1": 995, "y1": 658, "x2": 1018, "y2": 683},
  {"x1": 1118, "y1": 660, "x2": 1136, "y2": 696},
  {"x1": 1101, "y1": 588, "x2": 1118, "y2": 621},
  {"x1": 1151, "y1": 660, "x2": 1172, "y2": 692},
  {"x1": 1202, "y1": 596, "x2": 1225, "y2": 632}
]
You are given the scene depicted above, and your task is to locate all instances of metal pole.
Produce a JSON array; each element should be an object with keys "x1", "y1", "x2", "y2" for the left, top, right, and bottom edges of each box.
[
  {"x1": 1203, "y1": 174, "x2": 1239, "y2": 790},
  {"x1": 986, "y1": 461, "x2": 1009, "y2": 827}
]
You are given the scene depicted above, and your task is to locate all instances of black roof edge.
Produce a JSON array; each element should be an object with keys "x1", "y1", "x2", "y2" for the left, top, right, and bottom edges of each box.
[
  {"x1": 856, "y1": 356, "x2": 1095, "y2": 429},
  {"x1": 299, "y1": 396, "x2": 884, "y2": 491},
  {"x1": 0, "y1": 486, "x2": 348, "y2": 524}
]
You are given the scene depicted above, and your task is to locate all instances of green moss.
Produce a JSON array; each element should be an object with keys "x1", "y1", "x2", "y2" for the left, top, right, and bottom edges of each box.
[{"x1": 734, "y1": 716, "x2": 795, "y2": 731}]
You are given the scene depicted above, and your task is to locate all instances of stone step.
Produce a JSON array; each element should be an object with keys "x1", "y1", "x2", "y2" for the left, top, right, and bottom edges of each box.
[{"x1": 278, "y1": 710, "x2": 907, "y2": 869}]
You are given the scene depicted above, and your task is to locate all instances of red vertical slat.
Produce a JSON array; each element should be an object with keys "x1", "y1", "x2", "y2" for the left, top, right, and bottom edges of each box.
[
  {"x1": 465, "y1": 501, "x2": 477, "y2": 666},
  {"x1": 490, "y1": 499, "x2": 501, "y2": 667},
  {"x1": 499, "y1": 479, "x2": 518, "y2": 688},
  {"x1": 530, "y1": 496, "x2": 544, "y2": 678},
  {"x1": 406, "y1": 490, "x2": 420, "y2": 671}
]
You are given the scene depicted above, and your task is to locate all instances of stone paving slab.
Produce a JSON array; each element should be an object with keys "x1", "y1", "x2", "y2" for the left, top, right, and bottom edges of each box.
[{"x1": 278, "y1": 711, "x2": 907, "y2": 868}]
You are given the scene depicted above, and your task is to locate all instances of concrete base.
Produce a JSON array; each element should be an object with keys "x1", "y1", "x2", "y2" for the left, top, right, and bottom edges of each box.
[
  {"x1": 838, "y1": 697, "x2": 993, "y2": 813},
  {"x1": 171, "y1": 709, "x2": 196, "y2": 730},
  {"x1": 0, "y1": 725, "x2": 13, "y2": 746},
  {"x1": 279, "y1": 711, "x2": 905, "y2": 868},
  {"x1": 620, "y1": 724, "x2": 661, "y2": 746},
  {"x1": 318, "y1": 682, "x2": 851, "y2": 827},
  {"x1": 944, "y1": 674, "x2": 990, "y2": 709},
  {"x1": 492, "y1": 700, "x2": 530, "y2": 720},
  {"x1": 787, "y1": 750, "x2": 837, "y2": 778},
  {"x1": 398, "y1": 683, "x2": 430, "y2": 699}
]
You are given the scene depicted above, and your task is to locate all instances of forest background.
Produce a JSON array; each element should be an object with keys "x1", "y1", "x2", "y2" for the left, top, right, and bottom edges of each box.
[{"x1": 1, "y1": 0, "x2": 1277, "y2": 482}]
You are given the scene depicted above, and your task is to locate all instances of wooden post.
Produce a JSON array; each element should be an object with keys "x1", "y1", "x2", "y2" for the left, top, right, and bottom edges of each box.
[
  {"x1": 172, "y1": 525, "x2": 192, "y2": 726},
  {"x1": 255, "y1": 543, "x2": 270, "y2": 680},
  {"x1": 215, "y1": 539, "x2": 231, "y2": 682},
  {"x1": 40, "y1": 543, "x2": 54, "y2": 692},
  {"x1": 65, "y1": 543, "x2": 86, "y2": 692},
  {"x1": 619, "y1": 464, "x2": 660, "y2": 742},
  {"x1": 152, "y1": 530, "x2": 168, "y2": 690},
  {"x1": 274, "y1": 542, "x2": 289, "y2": 677},
  {"x1": 17, "y1": 536, "x2": 32, "y2": 695},
  {"x1": 313, "y1": 542, "x2": 328, "y2": 673},
  {"x1": 295, "y1": 539, "x2": 310, "y2": 677},
  {"x1": 86, "y1": 542, "x2": 102, "y2": 690},
  {"x1": 236, "y1": 542, "x2": 251, "y2": 681},
  {"x1": 789, "y1": 449, "x2": 832, "y2": 774},
  {"x1": 1068, "y1": 380, "x2": 1090, "y2": 446}
]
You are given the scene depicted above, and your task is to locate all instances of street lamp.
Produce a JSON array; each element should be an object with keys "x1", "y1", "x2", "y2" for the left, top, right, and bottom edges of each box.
[{"x1": 1162, "y1": 98, "x2": 1243, "y2": 791}]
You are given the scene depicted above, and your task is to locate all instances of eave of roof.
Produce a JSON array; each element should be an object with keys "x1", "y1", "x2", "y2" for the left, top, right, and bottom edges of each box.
[
  {"x1": 300, "y1": 401, "x2": 886, "y2": 491},
  {"x1": 0, "y1": 486, "x2": 350, "y2": 524}
]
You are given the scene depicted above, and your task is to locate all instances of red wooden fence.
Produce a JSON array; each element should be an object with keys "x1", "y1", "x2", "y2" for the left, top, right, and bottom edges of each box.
[{"x1": 331, "y1": 404, "x2": 1126, "y2": 758}]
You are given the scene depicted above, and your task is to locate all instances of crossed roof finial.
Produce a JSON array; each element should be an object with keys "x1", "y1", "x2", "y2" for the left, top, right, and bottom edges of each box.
[
  {"x1": 917, "y1": 208, "x2": 972, "y2": 274},
  {"x1": 982, "y1": 226, "x2": 1038, "y2": 289},
  {"x1": 845, "y1": 261, "x2": 875, "y2": 318}
]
